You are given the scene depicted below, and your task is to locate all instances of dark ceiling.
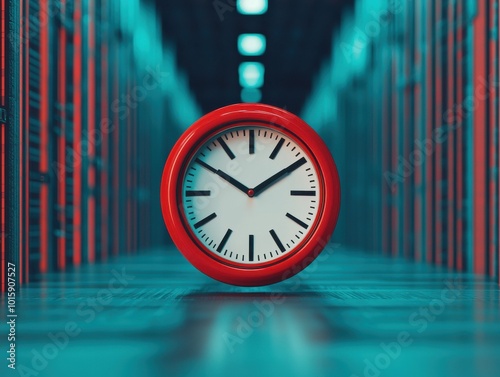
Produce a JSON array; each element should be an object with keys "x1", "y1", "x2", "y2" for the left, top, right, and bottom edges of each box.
[{"x1": 151, "y1": 0, "x2": 354, "y2": 115}]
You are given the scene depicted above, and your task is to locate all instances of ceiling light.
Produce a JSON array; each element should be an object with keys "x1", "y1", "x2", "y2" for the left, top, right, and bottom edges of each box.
[
  {"x1": 238, "y1": 34, "x2": 266, "y2": 56},
  {"x1": 237, "y1": 0, "x2": 268, "y2": 15},
  {"x1": 239, "y1": 62, "x2": 265, "y2": 88}
]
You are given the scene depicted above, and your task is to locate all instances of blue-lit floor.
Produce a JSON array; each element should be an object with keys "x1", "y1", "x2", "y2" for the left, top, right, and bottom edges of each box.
[{"x1": 6, "y1": 246, "x2": 500, "y2": 377}]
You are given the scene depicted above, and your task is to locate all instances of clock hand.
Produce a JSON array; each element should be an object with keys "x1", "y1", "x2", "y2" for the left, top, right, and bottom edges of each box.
[
  {"x1": 253, "y1": 157, "x2": 307, "y2": 196},
  {"x1": 195, "y1": 158, "x2": 251, "y2": 196},
  {"x1": 217, "y1": 170, "x2": 251, "y2": 194}
]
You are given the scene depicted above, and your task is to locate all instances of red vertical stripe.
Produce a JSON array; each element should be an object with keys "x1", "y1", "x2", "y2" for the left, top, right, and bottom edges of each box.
[
  {"x1": 434, "y1": 0, "x2": 443, "y2": 266},
  {"x1": 57, "y1": 132, "x2": 66, "y2": 270},
  {"x1": 382, "y1": 52, "x2": 390, "y2": 255},
  {"x1": 447, "y1": 2, "x2": 455, "y2": 269},
  {"x1": 19, "y1": 1, "x2": 30, "y2": 283},
  {"x1": 425, "y1": 1, "x2": 434, "y2": 264},
  {"x1": 73, "y1": 0, "x2": 82, "y2": 266},
  {"x1": 100, "y1": 0, "x2": 110, "y2": 260},
  {"x1": 403, "y1": 4, "x2": 411, "y2": 259},
  {"x1": 456, "y1": 0, "x2": 464, "y2": 271},
  {"x1": 391, "y1": 43, "x2": 399, "y2": 257},
  {"x1": 87, "y1": 0, "x2": 96, "y2": 263},
  {"x1": 473, "y1": 0, "x2": 487, "y2": 275},
  {"x1": 57, "y1": 1, "x2": 67, "y2": 270},
  {"x1": 0, "y1": 0, "x2": 5, "y2": 104},
  {"x1": 413, "y1": 0, "x2": 422, "y2": 262},
  {"x1": 101, "y1": 40, "x2": 109, "y2": 261},
  {"x1": 39, "y1": 0, "x2": 49, "y2": 273},
  {"x1": 88, "y1": 195, "x2": 96, "y2": 263},
  {"x1": 113, "y1": 58, "x2": 119, "y2": 256},
  {"x1": 488, "y1": 0, "x2": 497, "y2": 278}
]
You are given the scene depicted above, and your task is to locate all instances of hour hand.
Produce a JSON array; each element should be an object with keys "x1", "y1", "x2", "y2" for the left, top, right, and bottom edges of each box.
[
  {"x1": 253, "y1": 157, "x2": 307, "y2": 196},
  {"x1": 216, "y1": 170, "x2": 250, "y2": 194},
  {"x1": 195, "y1": 158, "x2": 250, "y2": 196}
]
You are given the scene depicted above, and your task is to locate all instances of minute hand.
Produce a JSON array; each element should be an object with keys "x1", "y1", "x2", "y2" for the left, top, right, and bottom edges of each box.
[{"x1": 253, "y1": 157, "x2": 307, "y2": 196}]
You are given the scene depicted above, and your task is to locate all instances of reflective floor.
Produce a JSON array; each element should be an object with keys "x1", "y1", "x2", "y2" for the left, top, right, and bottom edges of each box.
[{"x1": 4, "y1": 246, "x2": 500, "y2": 377}]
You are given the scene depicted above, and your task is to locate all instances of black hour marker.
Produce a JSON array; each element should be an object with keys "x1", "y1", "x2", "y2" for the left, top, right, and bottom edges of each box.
[
  {"x1": 249, "y1": 235, "x2": 254, "y2": 262},
  {"x1": 286, "y1": 213, "x2": 309, "y2": 229},
  {"x1": 269, "y1": 138, "x2": 285, "y2": 159},
  {"x1": 217, "y1": 137, "x2": 236, "y2": 160},
  {"x1": 249, "y1": 130, "x2": 255, "y2": 154},
  {"x1": 290, "y1": 190, "x2": 316, "y2": 196},
  {"x1": 217, "y1": 229, "x2": 233, "y2": 253},
  {"x1": 185, "y1": 190, "x2": 211, "y2": 197},
  {"x1": 194, "y1": 213, "x2": 217, "y2": 229},
  {"x1": 269, "y1": 229, "x2": 286, "y2": 253}
]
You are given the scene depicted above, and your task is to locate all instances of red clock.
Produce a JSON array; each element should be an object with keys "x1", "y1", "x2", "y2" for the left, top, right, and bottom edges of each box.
[{"x1": 160, "y1": 104, "x2": 340, "y2": 286}]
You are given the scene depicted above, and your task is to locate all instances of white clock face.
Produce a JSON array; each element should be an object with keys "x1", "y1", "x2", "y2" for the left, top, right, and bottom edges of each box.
[{"x1": 181, "y1": 126, "x2": 322, "y2": 265}]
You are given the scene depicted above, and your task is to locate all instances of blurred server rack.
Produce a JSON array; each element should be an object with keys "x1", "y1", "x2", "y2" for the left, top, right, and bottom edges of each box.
[
  {"x1": 302, "y1": 0, "x2": 500, "y2": 283},
  {"x1": 1, "y1": 0, "x2": 202, "y2": 291}
]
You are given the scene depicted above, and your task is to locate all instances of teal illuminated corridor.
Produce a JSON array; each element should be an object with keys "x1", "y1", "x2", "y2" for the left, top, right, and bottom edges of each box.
[
  {"x1": 2, "y1": 1, "x2": 500, "y2": 376},
  {"x1": 12, "y1": 247, "x2": 500, "y2": 377}
]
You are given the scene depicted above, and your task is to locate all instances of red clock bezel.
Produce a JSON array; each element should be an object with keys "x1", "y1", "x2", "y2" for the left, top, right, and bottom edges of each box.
[{"x1": 160, "y1": 103, "x2": 340, "y2": 286}]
